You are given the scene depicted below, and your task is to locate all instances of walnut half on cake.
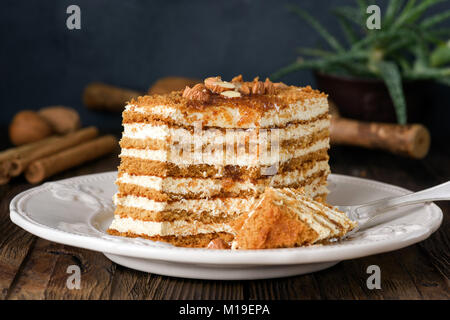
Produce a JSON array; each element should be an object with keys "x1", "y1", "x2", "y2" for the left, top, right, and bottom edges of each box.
[{"x1": 231, "y1": 187, "x2": 357, "y2": 249}]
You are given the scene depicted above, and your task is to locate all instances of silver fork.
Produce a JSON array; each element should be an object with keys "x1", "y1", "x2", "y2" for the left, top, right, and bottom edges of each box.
[{"x1": 336, "y1": 181, "x2": 450, "y2": 237}]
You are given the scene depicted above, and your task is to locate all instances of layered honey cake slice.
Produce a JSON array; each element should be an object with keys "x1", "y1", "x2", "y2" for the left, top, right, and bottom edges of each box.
[
  {"x1": 231, "y1": 187, "x2": 357, "y2": 249},
  {"x1": 108, "y1": 75, "x2": 331, "y2": 247}
]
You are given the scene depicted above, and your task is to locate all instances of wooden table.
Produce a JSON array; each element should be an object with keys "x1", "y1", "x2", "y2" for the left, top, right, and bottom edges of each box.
[{"x1": 0, "y1": 141, "x2": 448, "y2": 300}]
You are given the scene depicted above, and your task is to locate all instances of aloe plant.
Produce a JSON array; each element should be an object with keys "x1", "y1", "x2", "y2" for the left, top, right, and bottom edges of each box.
[{"x1": 272, "y1": 0, "x2": 450, "y2": 124}]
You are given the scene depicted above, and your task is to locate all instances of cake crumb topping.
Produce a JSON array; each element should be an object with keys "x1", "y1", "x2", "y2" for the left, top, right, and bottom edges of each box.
[{"x1": 129, "y1": 75, "x2": 327, "y2": 113}]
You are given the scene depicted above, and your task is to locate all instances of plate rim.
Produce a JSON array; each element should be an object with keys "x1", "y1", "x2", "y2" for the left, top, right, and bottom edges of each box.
[{"x1": 9, "y1": 171, "x2": 443, "y2": 266}]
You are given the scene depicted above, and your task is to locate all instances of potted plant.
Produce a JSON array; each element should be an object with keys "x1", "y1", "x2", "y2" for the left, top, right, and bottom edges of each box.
[{"x1": 272, "y1": 0, "x2": 450, "y2": 124}]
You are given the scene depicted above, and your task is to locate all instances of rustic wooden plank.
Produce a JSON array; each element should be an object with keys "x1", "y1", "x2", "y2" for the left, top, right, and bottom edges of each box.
[
  {"x1": 109, "y1": 265, "x2": 153, "y2": 299},
  {"x1": 330, "y1": 249, "x2": 431, "y2": 300},
  {"x1": 418, "y1": 223, "x2": 450, "y2": 280},
  {"x1": 328, "y1": 148, "x2": 407, "y2": 299},
  {"x1": 370, "y1": 148, "x2": 450, "y2": 287},
  {"x1": 364, "y1": 149, "x2": 449, "y2": 279},
  {"x1": 327, "y1": 146, "x2": 447, "y2": 300},
  {"x1": 246, "y1": 275, "x2": 321, "y2": 300},
  {"x1": 311, "y1": 262, "x2": 358, "y2": 299},
  {"x1": 7, "y1": 239, "x2": 63, "y2": 299},
  {"x1": 344, "y1": 146, "x2": 449, "y2": 296},
  {"x1": 0, "y1": 183, "x2": 36, "y2": 300},
  {"x1": 147, "y1": 275, "x2": 244, "y2": 300},
  {"x1": 44, "y1": 245, "x2": 116, "y2": 299},
  {"x1": 344, "y1": 249, "x2": 422, "y2": 300},
  {"x1": 0, "y1": 148, "x2": 119, "y2": 300},
  {"x1": 336, "y1": 259, "x2": 384, "y2": 300},
  {"x1": 397, "y1": 245, "x2": 449, "y2": 299},
  {"x1": 419, "y1": 148, "x2": 450, "y2": 280}
]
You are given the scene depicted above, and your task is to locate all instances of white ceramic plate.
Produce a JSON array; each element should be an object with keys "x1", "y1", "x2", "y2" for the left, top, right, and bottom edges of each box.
[{"x1": 10, "y1": 172, "x2": 442, "y2": 280}]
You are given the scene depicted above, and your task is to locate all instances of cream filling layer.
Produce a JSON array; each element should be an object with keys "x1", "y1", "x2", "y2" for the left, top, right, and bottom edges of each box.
[
  {"x1": 120, "y1": 138, "x2": 329, "y2": 166},
  {"x1": 122, "y1": 118, "x2": 330, "y2": 143},
  {"x1": 117, "y1": 160, "x2": 330, "y2": 196},
  {"x1": 113, "y1": 194, "x2": 255, "y2": 216},
  {"x1": 109, "y1": 217, "x2": 233, "y2": 237},
  {"x1": 125, "y1": 97, "x2": 328, "y2": 128}
]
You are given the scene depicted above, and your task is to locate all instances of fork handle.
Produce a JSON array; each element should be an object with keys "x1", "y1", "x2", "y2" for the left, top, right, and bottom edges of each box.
[{"x1": 355, "y1": 181, "x2": 450, "y2": 219}]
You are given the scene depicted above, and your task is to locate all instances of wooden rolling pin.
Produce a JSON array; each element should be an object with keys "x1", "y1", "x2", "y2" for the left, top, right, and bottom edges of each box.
[{"x1": 82, "y1": 78, "x2": 430, "y2": 159}]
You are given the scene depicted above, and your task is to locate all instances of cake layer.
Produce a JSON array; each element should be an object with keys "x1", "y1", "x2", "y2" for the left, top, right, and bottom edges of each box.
[
  {"x1": 113, "y1": 193, "x2": 254, "y2": 217},
  {"x1": 118, "y1": 149, "x2": 329, "y2": 178},
  {"x1": 120, "y1": 128, "x2": 330, "y2": 158},
  {"x1": 116, "y1": 160, "x2": 329, "y2": 201},
  {"x1": 123, "y1": 102, "x2": 327, "y2": 129},
  {"x1": 119, "y1": 136, "x2": 329, "y2": 166},
  {"x1": 108, "y1": 216, "x2": 233, "y2": 237},
  {"x1": 124, "y1": 86, "x2": 327, "y2": 129},
  {"x1": 113, "y1": 175, "x2": 328, "y2": 223},
  {"x1": 107, "y1": 229, "x2": 234, "y2": 248},
  {"x1": 121, "y1": 116, "x2": 330, "y2": 149},
  {"x1": 114, "y1": 205, "x2": 239, "y2": 223}
]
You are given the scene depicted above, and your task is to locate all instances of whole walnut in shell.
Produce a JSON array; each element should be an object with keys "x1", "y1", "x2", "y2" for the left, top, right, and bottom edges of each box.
[
  {"x1": 9, "y1": 111, "x2": 53, "y2": 146},
  {"x1": 38, "y1": 106, "x2": 81, "y2": 134}
]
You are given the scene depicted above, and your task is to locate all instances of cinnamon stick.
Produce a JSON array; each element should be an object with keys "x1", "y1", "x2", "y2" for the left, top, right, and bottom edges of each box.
[
  {"x1": 83, "y1": 82, "x2": 142, "y2": 112},
  {"x1": 82, "y1": 78, "x2": 200, "y2": 113},
  {"x1": 10, "y1": 127, "x2": 99, "y2": 177},
  {"x1": 25, "y1": 135, "x2": 118, "y2": 184},
  {"x1": 0, "y1": 135, "x2": 61, "y2": 184},
  {"x1": 330, "y1": 117, "x2": 431, "y2": 159}
]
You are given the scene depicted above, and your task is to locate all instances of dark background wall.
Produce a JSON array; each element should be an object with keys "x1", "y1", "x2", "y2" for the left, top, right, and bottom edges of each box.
[{"x1": 1, "y1": 0, "x2": 450, "y2": 141}]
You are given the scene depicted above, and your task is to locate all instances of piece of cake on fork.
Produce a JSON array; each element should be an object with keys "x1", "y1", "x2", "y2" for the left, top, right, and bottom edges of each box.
[
  {"x1": 108, "y1": 75, "x2": 332, "y2": 247},
  {"x1": 231, "y1": 187, "x2": 357, "y2": 249}
]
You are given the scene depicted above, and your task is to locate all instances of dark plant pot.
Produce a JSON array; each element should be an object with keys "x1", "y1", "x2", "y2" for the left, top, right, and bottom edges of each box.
[{"x1": 314, "y1": 72, "x2": 427, "y2": 123}]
